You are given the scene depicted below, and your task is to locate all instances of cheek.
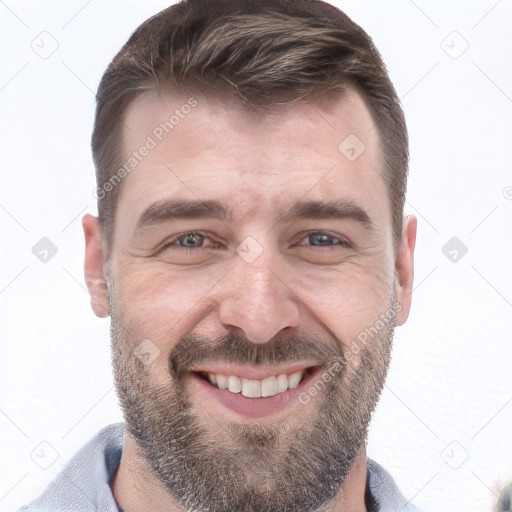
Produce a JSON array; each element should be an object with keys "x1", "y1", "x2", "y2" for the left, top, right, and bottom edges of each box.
[
  {"x1": 114, "y1": 264, "x2": 225, "y2": 343},
  {"x1": 293, "y1": 260, "x2": 393, "y2": 349}
]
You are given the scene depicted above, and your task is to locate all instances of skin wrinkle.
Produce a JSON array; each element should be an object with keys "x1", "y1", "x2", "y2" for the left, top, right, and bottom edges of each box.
[
  {"x1": 83, "y1": 84, "x2": 416, "y2": 511},
  {"x1": 108, "y1": 300, "x2": 395, "y2": 512},
  {"x1": 92, "y1": 1, "x2": 409, "y2": 256}
]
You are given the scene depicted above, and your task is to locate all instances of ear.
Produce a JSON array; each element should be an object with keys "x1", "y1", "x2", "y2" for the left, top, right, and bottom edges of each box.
[
  {"x1": 82, "y1": 214, "x2": 111, "y2": 318},
  {"x1": 394, "y1": 214, "x2": 417, "y2": 326}
]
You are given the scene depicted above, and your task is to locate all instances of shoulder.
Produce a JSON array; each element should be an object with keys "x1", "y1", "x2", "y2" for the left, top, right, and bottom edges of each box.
[
  {"x1": 367, "y1": 458, "x2": 425, "y2": 512},
  {"x1": 17, "y1": 423, "x2": 124, "y2": 512}
]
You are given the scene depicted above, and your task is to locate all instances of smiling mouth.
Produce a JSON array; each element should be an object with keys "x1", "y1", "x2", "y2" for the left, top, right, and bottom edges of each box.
[{"x1": 194, "y1": 366, "x2": 316, "y2": 398}]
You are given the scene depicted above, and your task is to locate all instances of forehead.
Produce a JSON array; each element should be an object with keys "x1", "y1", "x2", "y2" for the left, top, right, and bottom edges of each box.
[
  {"x1": 114, "y1": 85, "x2": 387, "y2": 238},
  {"x1": 120, "y1": 85, "x2": 380, "y2": 164}
]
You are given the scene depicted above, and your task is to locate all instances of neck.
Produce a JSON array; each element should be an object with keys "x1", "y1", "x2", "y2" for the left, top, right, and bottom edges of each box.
[
  {"x1": 110, "y1": 433, "x2": 177, "y2": 511},
  {"x1": 110, "y1": 432, "x2": 369, "y2": 512}
]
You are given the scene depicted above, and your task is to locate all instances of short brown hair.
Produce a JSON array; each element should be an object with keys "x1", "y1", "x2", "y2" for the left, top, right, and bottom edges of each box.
[{"x1": 92, "y1": 0, "x2": 408, "y2": 256}]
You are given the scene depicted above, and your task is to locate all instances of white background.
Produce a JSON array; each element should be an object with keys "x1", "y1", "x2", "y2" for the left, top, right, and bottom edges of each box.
[{"x1": 1, "y1": 1, "x2": 511, "y2": 511}]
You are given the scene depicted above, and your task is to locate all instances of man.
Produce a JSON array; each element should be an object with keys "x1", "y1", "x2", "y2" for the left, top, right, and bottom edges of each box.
[{"x1": 20, "y1": 0, "x2": 421, "y2": 510}]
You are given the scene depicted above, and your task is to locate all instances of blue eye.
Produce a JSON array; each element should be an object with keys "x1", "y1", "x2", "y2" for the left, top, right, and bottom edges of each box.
[
  {"x1": 175, "y1": 232, "x2": 204, "y2": 248},
  {"x1": 308, "y1": 233, "x2": 337, "y2": 246},
  {"x1": 303, "y1": 232, "x2": 351, "y2": 248},
  {"x1": 159, "y1": 230, "x2": 351, "y2": 255},
  {"x1": 160, "y1": 231, "x2": 212, "y2": 253}
]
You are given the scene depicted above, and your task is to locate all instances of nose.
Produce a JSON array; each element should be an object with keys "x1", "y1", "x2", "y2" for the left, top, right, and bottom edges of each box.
[{"x1": 218, "y1": 250, "x2": 301, "y2": 344}]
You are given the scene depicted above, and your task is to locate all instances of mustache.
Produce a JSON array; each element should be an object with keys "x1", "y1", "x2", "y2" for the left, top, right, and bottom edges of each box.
[{"x1": 169, "y1": 331, "x2": 343, "y2": 378}]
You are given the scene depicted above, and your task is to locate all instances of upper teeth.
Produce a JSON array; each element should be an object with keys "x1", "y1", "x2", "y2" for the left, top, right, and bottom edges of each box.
[{"x1": 206, "y1": 371, "x2": 305, "y2": 398}]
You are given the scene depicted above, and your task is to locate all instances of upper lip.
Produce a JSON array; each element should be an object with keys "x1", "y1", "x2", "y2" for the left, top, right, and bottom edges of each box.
[{"x1": 191, "y1": 362, "x2": 317, "y2": 380}]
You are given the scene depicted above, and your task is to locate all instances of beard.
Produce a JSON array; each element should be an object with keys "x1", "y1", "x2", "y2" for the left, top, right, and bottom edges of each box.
[{"x1": 109, "y1": 293, "x2": 395, "y2": 512}]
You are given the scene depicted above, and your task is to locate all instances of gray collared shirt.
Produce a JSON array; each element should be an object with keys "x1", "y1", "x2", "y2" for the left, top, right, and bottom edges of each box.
[{"x1": 18, "y1": 423, "x2": 424, "y2": 512}]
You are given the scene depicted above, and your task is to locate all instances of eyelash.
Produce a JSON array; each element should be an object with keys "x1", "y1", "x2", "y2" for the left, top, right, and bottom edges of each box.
[
  {"x1": 159, "y1": 231, "x2": 221, "y2": 253},
  {"x1": 158, "y1": 230, "x2": 352, "y2": 253}
]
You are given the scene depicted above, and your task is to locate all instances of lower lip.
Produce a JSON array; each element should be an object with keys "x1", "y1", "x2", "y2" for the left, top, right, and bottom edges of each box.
[{"x1": 190, "y1": 368, "x2": 320, "y2": 419}]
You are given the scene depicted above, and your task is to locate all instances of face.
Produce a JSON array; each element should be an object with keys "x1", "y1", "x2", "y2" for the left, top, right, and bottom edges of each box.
[{"x1": 84, "y1": 85, "x2": 416, "y2": 512}]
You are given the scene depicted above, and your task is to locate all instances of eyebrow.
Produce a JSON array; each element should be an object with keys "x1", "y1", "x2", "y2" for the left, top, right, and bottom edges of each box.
[
  {"x1": 136, "y1": 200, "x2": 233, "y2": 229},
  {"x1": 135, "y1": 198, "x2": 374, "y2": 231},
  {"x1": 279, "y1": 199, "x2": 373, "y2": 227}
]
